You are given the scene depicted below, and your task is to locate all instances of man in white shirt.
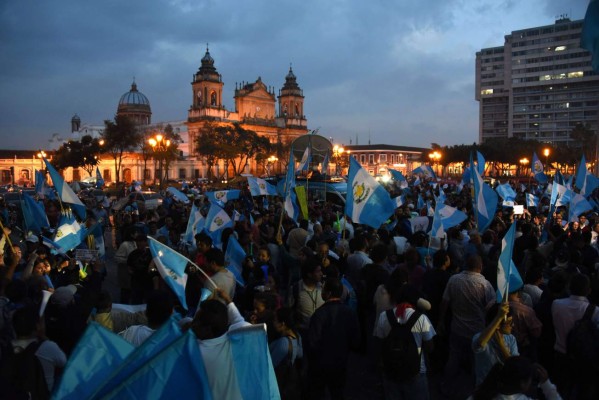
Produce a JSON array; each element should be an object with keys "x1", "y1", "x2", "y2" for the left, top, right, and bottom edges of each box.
[
  {"x1": 204, "y1": 248, "x2": 236, "y2": 301},
  {"x1": 119, "y1": 290, "x2": 173, "y2": 346}
]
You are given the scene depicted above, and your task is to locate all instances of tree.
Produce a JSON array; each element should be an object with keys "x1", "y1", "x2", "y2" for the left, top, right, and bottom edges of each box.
[
  {"x1": 102, "y1": 115, "x2": 142, "y2": 186},
  {"x1": 195, "y1": 121, "x2": 221, "y2": 180},
  {"x1": 570, "y1": 123, "x2": 596, "y2": 162},
  {"x1": 53, "y1": 135, "x2": 103, "y2": 176}
]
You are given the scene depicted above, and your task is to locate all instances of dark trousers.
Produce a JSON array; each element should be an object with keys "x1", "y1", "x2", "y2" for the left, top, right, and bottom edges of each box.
[{"x1": 308, "y1": 366, "x2": 347, "y2": 400}]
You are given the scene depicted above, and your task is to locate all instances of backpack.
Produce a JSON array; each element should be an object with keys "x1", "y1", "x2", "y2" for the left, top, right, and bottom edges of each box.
[
  {"x1": 381, "y1": 309, "x2": 422, "y2": 382},
  {"x1": 0, "y1": 339, "x2": 49, "y2": 399},
  {"x1": 566, "y1": 303, "x2": 599, "y2": 372}
]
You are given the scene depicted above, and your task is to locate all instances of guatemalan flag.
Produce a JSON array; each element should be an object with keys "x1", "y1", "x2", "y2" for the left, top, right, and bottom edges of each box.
[
  {"x1": 496, "y1": 222, "x2": 523, "y2": 302},
  {"x1": 389, "y1": 169, "x2": 408, "y2": 189},
  {"x1": 148, "y1": 236, "x2": 189, "y2": 310},
  {"x1": 247, "y1": 177, "x2": 278, "y2": 197},
  {"x1": 44, "y1": 158, "x2": 86, "y2": 220},
  {"x1": 526, "y1": 193, "x2": 539, "y2": 208},
  {"x1": 550, "y1": 182, "x2": 573, "y2": 209},
  {"x1": 35, "y1": 169, "x2": 54, "y2": 199},
  {"x1": 167, "y1": 187, "x2": 190, "y2": 204},
  {"x1": 225, "y1": 235, "x2": 246, "y2": 286},
  {"x1": 296, "y1": 146, "x2": 311, "y2": 172},
  {"x1": 21, "y1": 192, "x2": 49, "y2": 233},
  {"x1": 476, "y1": 151, "x2": 486, "y2": 176},
  {"x1": 532, "y1": 152, "x2": 548, "y2": 184},
  {"x1": 95, "y1": 167, "x2": 105, "y2": 189},
  {"x1": 205, "y1": 203, "x2": 233, "y2": 247},
  {"x1": 472, "y1": 154, "x2": 498, "y2": 233},
  {"x1": 205, "y1": 190, "x2": 241, "y2": 207},
  {"x1": 496, "y1": 183, "x2": 516, "y2": 203},
  {"x1": 284, "y1": 189, "x2": 301, "y2": 221},
  {"x1": 345, "y1": 157, "x2": 396, "y2": 229},
  {"x1": 436, "y1": 203, "x2": 467, "y2": 232},
  {"x1": 568, "y1": 193, "x2": 593, "y2": 223},
  {"x1": 53, "y1": 212, "x2": 84, "y2": 253},
  {"x1": 412, "y1": 164, "x2": 436, "y2": 180},
  {"x1": 184, "y1": 204, "x2": 205, "y2": 245}
]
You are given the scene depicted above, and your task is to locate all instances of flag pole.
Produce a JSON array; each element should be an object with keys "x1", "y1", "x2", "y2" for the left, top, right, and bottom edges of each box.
[{"x1": 0, "y1": 218, "x2": 15, "y2": 253}]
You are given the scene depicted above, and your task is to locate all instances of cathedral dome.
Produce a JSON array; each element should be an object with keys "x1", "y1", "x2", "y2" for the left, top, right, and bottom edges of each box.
[{"x1": 119, "y1": 82, "x2": 150, "y2": 106}]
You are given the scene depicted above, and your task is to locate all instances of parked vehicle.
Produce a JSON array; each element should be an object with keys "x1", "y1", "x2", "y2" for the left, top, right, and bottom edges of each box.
[{"x1": 112, "y1": 191, "x2": 162, "y2": 212}]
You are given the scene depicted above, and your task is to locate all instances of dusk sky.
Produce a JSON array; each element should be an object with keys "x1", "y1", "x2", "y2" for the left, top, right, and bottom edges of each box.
[{"x1": 0, "y1": 0, "x2": 588, "y2": 150}]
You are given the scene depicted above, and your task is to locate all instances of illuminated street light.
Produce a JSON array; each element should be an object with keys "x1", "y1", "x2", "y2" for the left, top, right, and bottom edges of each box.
[
  {"x1": 37, "y1": 150, "x2": 46, "y2": 169},
  {"x1": 333, "y1": 145, "x2": 345, "y2": 176},
  {"x1": 519, "y1": 157, "x2": 529, "y2": 176},
  {"x1": 429, "y1": 151, "x2": 442, "y2": 176},
  {"x1": 149, "y1": 134, "x2": 172, "y2": 187},
  {"x1": 266, "y1": 155, "x2": 278, "y2": 176}
]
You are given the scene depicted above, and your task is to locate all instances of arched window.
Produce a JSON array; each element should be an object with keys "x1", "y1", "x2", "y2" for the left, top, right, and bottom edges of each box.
[
  {"x1": 210, "y1": 91, "x2": 217, "y2": 106},
  {"x1": 295, "y1": 104, "x2": 300, "y2": 117}
]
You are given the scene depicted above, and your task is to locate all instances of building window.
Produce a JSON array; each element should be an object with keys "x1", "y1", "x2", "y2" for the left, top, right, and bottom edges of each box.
[
  {"x1": 379, "y1": 154, "x2": 387, "y2": 163},
  {"x1": 179, "y1": 168, "x2": 186, "y2": 179},
  {"x1": 103, "y1": 169, "x2": 111, "y2": 181},
  {"x1": 368, "y1": 154, "x2": 374, "y2": 164},
  {"x1": 72, "y1": 169, "x2": 81, "y2": 182},
  {"x1": 144, "y1": 169, "x2": 151, "y2": 180},
  {"x1": 194, "y1": 169, "x2": 200, "y2": 179},
  {"x1": 360, "y1": 154, "x2": 366, "y2": 164}
]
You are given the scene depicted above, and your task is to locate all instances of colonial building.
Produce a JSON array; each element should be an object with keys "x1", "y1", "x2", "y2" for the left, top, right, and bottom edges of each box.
[
  {"x1": 186, "y1": 48, "x2": 309, "y2": 166},
  {"x1": 344, "y1": 144, "x2": 429, "y2": 176}
]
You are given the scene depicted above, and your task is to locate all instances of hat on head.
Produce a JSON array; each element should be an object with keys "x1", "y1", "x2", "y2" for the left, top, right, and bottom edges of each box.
[{"x1": 50, "y1": 285, "x2": 77, "y2": 307}]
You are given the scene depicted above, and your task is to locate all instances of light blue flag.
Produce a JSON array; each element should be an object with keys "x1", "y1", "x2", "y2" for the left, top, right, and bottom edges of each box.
[
  {"x1": 167, "y1": 186, "x2": 190, "y2": 204},
  {"x1": 101, "y1": 331, "x2": 213, "y2": 400},
  {"x1": 526, "y1": 193, "x2": 539, "y2": 208},
  {"x1": 284, "y1": 189, "x2": 300, "y2": 221},
  {"x1": 21, "y1": 192, "x2": 49, "y2": 233},
  {"x1": 205, "y1": 203, "x2": 234, "y2": 247},
  {"x1": 296, "y1": 146, "x2": 311, "y2": 172},
  {"x1": 496, "y1": 183, "x2": 517, "y2": 202},
  {"x1": 184, "y1": 204, "x2": 204, "y2": 245},
  {"x1": 437, "y1": 185, "x2": 446, "y2": 205},
  {"x1": 413, "y1": 176, "x2": 421, "y2": 187},
  {"x1": 247, "y1": 177, "x2": 278, "y2": 197},
  {"x1": 91, "y1": 316, "x2": 183, "y2": 399},
  {"x1": 54, "y1": 212, "x2": 84, "y2": 253},
  {"x1": 322, "y1": 151, "x2": 330, "y2": 175},
  {"x1": 477, "y1": 151, "x2": 485, "y2": 176},
  {"x1": 576, "y1": 154, "x2": 594, "y2": 195},
  {"x1": 496, "y1": 222, "x2": 523, "y2": 303},
  {"x1": 53, "y1": 322, "x2": 135, "y2": 400},
  {"x1": 472, "y1": 159, "x2": 498, "y2": 233},
  {"x1": 229, "y1": 324, "x2": 281, "y2": 400},
  {"x1": 205, "y1": 190, "x2": 241, "y2": 206},
  {"x1": 43, "y1": 158, "x2": 86, "y2": 219},
  {"x1": 34, "y1": 169, "x2": 54, "y2": 199},
  {"x1": 554, "y1": 170, "x2": 566, "y2": 186},
  {"x1": 393, "y1": 194, "x2": 405, "y2": 209},
  {"x1": 417, "y1": 194, "x2": 425, "y2": 210},
  {"x1": 96, "y1": 167, "x2": 105, "y2": 189},
  {"x1": 430, "y1": 206, "x2": 444, "y2": 239},
  {"x1": 389, "y1": 169, "x2": 408, "y2": 189},
  {"x1": 284, "y1": 147, "x2": 296, "y2": 196},
  {"x1": 568, "y1": 193, "x2": 593, "y2": 223},
  {"x1": 345, "y1": 157, "x2": 396, "y2": 229},
  {"x1": 148, "y1": 237, "x2": 189, "y2": 310},
  {"x1": 225, "y1": 235, "x2": 246, "y2": 287},
  {"x1": 437, "y1": 203, "x2": 467, "y2": 231},
  {"x1": 583, "y1": 173, "x2": 599, "y2": 196},
  {"x1": 582, "y1": 0, "x2": 599, "y2": 71},
  {"x1": 550, "y1": 182, "x2": 573, "y2": 208},
  {"x1": 532, "y1": 152, "x2": 548, "y2": 184},
  {"x1": 462, "y1": 167, "x2": 471, "y2": 186},
  {"x1": 412, "y1": 164, "x2": 436, "y2": 180}
]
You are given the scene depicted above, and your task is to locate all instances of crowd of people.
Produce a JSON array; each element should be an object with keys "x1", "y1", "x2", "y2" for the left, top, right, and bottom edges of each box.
[{"x1": 0, "y1": 172, "x2": 598, "y2": 399}]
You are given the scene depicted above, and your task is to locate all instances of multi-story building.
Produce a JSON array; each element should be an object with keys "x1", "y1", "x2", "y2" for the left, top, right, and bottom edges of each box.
[
  {"x1": 475, "y1": 17, "x2": 598, "y2": 146},
  {"x1": 344, "y1": 144, "x2": 429, "y2": 176}
]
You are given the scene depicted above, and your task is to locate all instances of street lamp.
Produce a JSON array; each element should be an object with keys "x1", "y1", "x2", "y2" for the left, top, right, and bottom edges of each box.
[
  {"x1": 266, "y1": 155, "x2": 278, "y2": 176},
  {"x1": 333, "y1": 145, "x2": 345, "y2": 176},
  {"x1": 429, "y1": 151, "x2": 441, "y2": 176},
  {"x1": 543, "y1": 148, "x2": 550, "y2": 169},
  {"x1": 148, "y1": 134, "x2": 171, "y2": 188},
  {"x1": 36, "y1": 150, "x2": 46, "y2": 170}
]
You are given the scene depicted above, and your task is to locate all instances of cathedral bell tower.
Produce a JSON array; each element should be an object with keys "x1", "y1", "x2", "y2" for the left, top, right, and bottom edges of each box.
[
  {"x1": 278, "y1": 66, "x2": 305, "y2": 120},
  {"x1": 191, "y1": 46, "x2": 223, "y2": 110}
]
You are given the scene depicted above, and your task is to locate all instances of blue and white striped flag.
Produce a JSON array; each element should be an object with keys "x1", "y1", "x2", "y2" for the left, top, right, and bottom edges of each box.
[
  {"x1": 296, "y1": 146, "x2": 311, "y2": 172},
  {"x1": 568, "y1": 193, "x2": 593, "y2": 223},
  {"x1": 532, "y1": 152, "x2": 548, "y2": 184},
  {"x1": 550, "y1": 182, "x2": 572, "y2": 208},
  {"x1": 184, "y1": 204, "x2": 205, "y2": 245},
  {"x1": 225, "y1": 235, "x2": 246, "y2": 286},
  {"x1": 525, "y1": 193, "x2": 539, "y2": 208},
  {"x1": 284, "y1": 189, "x2": 301, "y2": 221},
  {"x1": 22, "y1": 192, "x2": 49, "y2": 233},
  {"x1": 496, "y1": 183, "x2": 516, "y2": 202},
  {"x1": 412, "y1": 165, "x2": 436, "y2": 180},
  {"x1": 53, "y1": 212, "x2": 84, "y2": 253},
  {"x1": 437, "y1": 203, "x2": 467, "y2": 231},
  {"x1": 205, "y1": 190, "x2": 241, "y2": 206},
  {"x1": 148, "y1": 237, "x2": 189, "y2": 310},
  {"x1": 389, "y1": 169, "x2": 408, "y2": 189},
  {"x1": 345, "y1": 157, "x2": 396, "y2": 229},
  {"x1": 247, "y1": 177, "x2": 278, "y2": 197},
  {"x1": 472, "y1": 154, "x2": 498, "y2": 233},
  {"x1": 497, "y1": 222, "x2": 523, "y2": 302},
  {"x1": 205, "y1": 203, "x2": 233, "y2": 247},
  {"x1": 167, "y1": 187, "x2": 190, "y2": 204},
  {"x1": 44, "y1": 158, "x2": 86, "y2": 219}
]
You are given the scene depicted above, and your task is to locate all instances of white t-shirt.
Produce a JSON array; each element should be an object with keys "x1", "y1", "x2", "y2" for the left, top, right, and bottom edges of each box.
[
  {"x1": 119, "y1": 325, "x2": 155, "y2": 346},
  {"x1": 373, "y1": 307, "x2": 436, "y2": 373}
]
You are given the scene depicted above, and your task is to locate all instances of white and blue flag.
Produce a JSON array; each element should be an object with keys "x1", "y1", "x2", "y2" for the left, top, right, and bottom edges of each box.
[
  {"x1": 166, "y1": 187, "x2": 190, "y2": 204},
  {"x1": 285, "y1": 189, "x2": 301, "y2": 221},
  {"x1": 296, "y1": 146, "x2": 311, "y2": 172},
  {"x1": 184, "y1": 204, "x2": 205, "y2": 245},
  {"x1": 437, "y1": 203, "x2": 467, "y2": 231},
  {"x1": 345, "y1": 157, "x2": 396, "y2": 229},
  {"x1": 225, "y1": 235, "x2": 246, "y2": 286},
  {"x1": 532, "y1": 152, "x2": 548, "y2": 184},
  {"x1": 53, "y1": 212, "x2": 84, "y2": 253},
  {"x1": 525, "y1": 193, "x2": 539, "y2": 208},
  {"x1": 389, "y1": 169, "x2": 408, "y2": 189},
  {"x1": 568, "y1": 193, "x2": 593, "y2": 223},
  {"x1": 496, "y1": 183, "x2": 516, "y2": 202},
  {"x1": 247, "y1": 177, "x2": 278, "y2": 197},
  {"x1": 205, "y1": 190, "x2": 241, "y2": 206},
  {"x1": 96, "y1": 167, "x2": 105, "y2": 189},
  {"x1": 44, "y1": 158, "x2": 86, "y2": 219},
  {"x1": 550, "y1": 182, "x2": 573, "y2": 208},
  {"x1": 205, "y1": 203, "x2": 233, "y2": 247},
  {"x1": 412, "y1": 165, "x2": 436, "y2": 180},
  {"x1": 497, "y1": 222, "x2": 523, "y2": 302},
  {"x1": 148, "y1": 236, "x2": 189, "y2": 310},
  {"x1": 472, "y1": 155, "x2": 498, "y2": 233}
]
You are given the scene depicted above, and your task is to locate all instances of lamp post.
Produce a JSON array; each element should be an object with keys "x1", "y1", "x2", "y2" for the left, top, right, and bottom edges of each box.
[
  {"x1": 333, "y1": 145, "x2": 345, "y2": 176},
  {"x1": 148, "y1": 134, "x2": 171, "y2": 188},
  {"x1": 36, "y1": 150, "x2": 46, "y2": 170},
  {"x1": 429, "y1": 151, "x2": 441, "y2": 176},
  {"x1": 543, "y1": 148, "x2": 550, "y2": 173},
  {"x1": 266, "y1": 155, "x2": 278, "y2": 176}
]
